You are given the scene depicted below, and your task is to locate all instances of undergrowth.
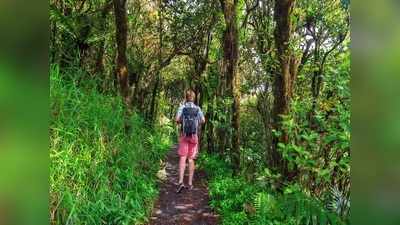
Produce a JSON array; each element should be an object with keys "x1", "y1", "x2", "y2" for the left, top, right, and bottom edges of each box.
[
  {"x1": 50, "y1": 65, "x2": 172, "y2": 225},
  {"x1": 198, "y1": 153, "x2": 346, "y2": 225}
]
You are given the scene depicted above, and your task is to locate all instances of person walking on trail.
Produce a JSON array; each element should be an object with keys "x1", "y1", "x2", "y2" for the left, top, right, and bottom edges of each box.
[{"x1": 175, "y1": 89, "x2": 205, "y2": 194}]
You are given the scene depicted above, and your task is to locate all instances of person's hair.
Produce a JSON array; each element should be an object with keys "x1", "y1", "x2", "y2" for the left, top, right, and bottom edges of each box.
[{"x1": 185, "y1": 89, "x2": 196, "y2": 102}]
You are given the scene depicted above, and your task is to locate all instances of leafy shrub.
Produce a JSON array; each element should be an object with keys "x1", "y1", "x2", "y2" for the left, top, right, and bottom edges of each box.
[
  {"x1": 252, "y1": 185, "x2": 344, "y2": 225},
  {"x1": 198, "y1": 153, "x2": 233, "y2": 179},
  {"x1": 200, "y1": 153, "x2": 346, "y2": 225}
]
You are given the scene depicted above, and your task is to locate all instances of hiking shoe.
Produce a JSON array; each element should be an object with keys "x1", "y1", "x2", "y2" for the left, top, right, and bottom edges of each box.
[{"x1": 176, "y1": 183, "x2": 185, "y2": 194}]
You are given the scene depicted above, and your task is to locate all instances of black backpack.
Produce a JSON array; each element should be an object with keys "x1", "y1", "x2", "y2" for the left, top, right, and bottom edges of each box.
[{"x1": 182, "y1": 105, "x2": 199, "y2": 136}]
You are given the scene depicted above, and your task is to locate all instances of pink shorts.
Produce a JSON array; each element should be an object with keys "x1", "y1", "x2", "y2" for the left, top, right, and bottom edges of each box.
[{"x1": 178, "y1": 135, "x2": 198, "y2": 159}]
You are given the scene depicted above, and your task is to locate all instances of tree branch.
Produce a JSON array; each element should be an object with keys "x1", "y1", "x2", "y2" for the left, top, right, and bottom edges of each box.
[
  {"x1": 320, "y1": 30, "x2": 348, "y2": 69},
  {"x1": 241, "y1": 0, "x2": 259, "y2": 29},
  {"x1": 297, "y1": 39, "x2": 313, "y2": 74}
]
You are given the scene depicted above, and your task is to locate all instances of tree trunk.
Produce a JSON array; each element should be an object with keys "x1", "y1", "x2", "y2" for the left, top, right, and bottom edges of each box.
[
  {"x1": 95, "y1": 40, "x2": 106, "y2": 74},
  {"x1": 215, "y1": 82, "x2": 227, "y2": 155},
  {"x1": 95, "y1": 1, "x2": 113, "y2": 75},
  {"x1": 60, "y1": 5, "x2": 72, "y2": 69},
  {"x1": 149, "y1": 0, "x2": 164, "y2": 123},
  {"x1": 149, "y1": 76, "x2": 160, "y2": 122},
  {"x1": 272, "y1": 0, "x2": 299, "y2": 178},
  {"x1": 256, "y1": 87, "x2": 273, "y2": 166},
  {"x1": 310, "y1": 66, "x2": 322, "y2": 128},
  {"x1": 206, "y1": 96, "x2": 215, "y2": 153},
  {"x1": 113, "y1": 0, "x2": 130, "y2": 103},
  {"x1": 220, "y1": 0, "x2": 240, "y2": 168},
  {"x1": 50, "y1": 19, "x2": 57, "y2": 63},
  {"x1": 76, "y1": 12, "x2": 92, "y2": 69},
  {"x1": 273, "y1": 0, "x2": 295, "y2": 121}
]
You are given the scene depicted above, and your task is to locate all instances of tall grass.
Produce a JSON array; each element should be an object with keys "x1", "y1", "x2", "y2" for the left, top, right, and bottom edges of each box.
[{"x1": 50, "y1": 65, "x2": 171, "y2": 225}]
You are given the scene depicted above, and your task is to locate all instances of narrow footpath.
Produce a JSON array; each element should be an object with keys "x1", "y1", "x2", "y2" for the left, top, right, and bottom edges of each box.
[{"x1": 148, "y1": 145, "x2": 219, "y2": 225}]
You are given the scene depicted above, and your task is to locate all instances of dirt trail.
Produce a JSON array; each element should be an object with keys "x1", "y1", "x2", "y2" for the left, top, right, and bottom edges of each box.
[{"x1": 148, "y1": 145, "x2": 218, "y2": 225}]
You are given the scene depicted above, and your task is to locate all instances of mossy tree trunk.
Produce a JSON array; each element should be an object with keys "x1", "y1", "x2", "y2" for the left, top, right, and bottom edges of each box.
[
  {"x1": 272, "y1": 0, "x2": 300, "y2": 179},
  {"x1": 113, "y1": 0, "x2": 130, "y2": 104},
  {"x1": 220, "y1": 0, "x2": 241, "y2": 169}
]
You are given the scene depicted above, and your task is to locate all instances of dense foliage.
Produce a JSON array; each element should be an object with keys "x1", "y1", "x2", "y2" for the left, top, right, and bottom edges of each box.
[
  {"x1": 199, "y1": 152, "x2": 348, "y2": 225},
  {"x1": 50, "y1": 65, "x2": 172, "y2": 224},
  {"x1": 50, "y1": 0, "x2": 350, "y2": 224}
]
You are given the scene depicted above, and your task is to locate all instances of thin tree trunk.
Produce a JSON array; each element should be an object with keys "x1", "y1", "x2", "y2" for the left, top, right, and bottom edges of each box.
[
  {"x1": 113, "y1": 0, "x2": 130, "y2": 103},
  {"x1": 95, "y1": 1, "x2": 113, "y2": 75},
  {"x1": 95, "y1": 41, "x2": 106, "y2": 74},
  {"x1": 149, "y1": 0, "x2": 163, "y2": 123},
  {"x1": 149, "y1": 76, "x2": 160, "y2": 122},
  {"x1": 256, "y1": 87, "x2": 273, "y2": 166},
  {"x1": 206, "y1": 97, "x2": 215, "y2": 154},
  {"x1": 60, "y1": 5, "x2": 72, "y2": 68},
  {"x1": 50, "y1": 19, "x2": 57, "y2": 62}
]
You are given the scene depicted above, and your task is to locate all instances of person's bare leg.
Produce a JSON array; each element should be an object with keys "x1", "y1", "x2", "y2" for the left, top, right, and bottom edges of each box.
[
  {"x1": 188, "y1": 158, "x2": 195, "y2": 186},
  {"x1": 178, "y1": 156, "x2": 187, "y2": 184}
]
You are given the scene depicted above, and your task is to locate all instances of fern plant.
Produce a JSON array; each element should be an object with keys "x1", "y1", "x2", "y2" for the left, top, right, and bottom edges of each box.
[
  {"x1": 327, "y1": 186, "x2": 350, "y2": 220},
  {"x1": 251, "y1": 186, "x2": 345, "y2": 225}
]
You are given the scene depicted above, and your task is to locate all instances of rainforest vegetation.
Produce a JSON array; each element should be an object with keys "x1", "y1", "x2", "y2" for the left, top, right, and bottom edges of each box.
[{"x1": 50, "y1": 0, "x2": 350, "y2": 224}]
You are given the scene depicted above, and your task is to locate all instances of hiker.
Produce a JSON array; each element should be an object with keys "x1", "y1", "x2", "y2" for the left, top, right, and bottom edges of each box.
[{"x1": 175, "y1": 89, "x2": 205, "y2": 193}]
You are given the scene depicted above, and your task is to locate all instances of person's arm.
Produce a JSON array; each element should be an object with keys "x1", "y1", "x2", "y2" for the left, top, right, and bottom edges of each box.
[
  {"x1": 175, "y1": 115, "x2": 181, "y2": 124},
  {"x1": 198, "y1": 107, "x2": 206, "y2": 124},
  {"x1": 176, "y1": 104, "x2": 184, "y2": 124},
  {"x1": 176, "y1": 104, "x2": 184, "y2": 139}
]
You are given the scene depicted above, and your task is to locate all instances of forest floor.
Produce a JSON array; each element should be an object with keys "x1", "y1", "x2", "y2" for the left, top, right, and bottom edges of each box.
[{"x1": 148, "y1": 145, "x2": 219, "y2": 225}]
